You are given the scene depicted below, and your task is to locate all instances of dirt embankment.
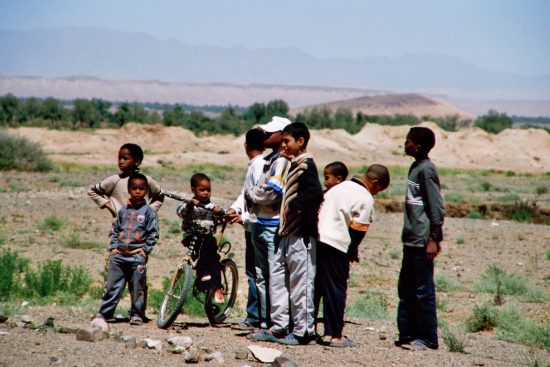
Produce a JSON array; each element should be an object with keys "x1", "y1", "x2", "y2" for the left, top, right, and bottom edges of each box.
[{"x1": 8, "y1": 122, "x2": 550, "y2": 174}]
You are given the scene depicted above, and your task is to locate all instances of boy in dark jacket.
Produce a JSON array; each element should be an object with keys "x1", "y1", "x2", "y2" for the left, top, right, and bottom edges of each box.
[
  {"x1": 95, "y1": 172, "x2": 159, "y2": 325},
  {"x1": 396, "y1": 126, "x2": 445, "y2": 350},
  {"x1": 272, "y1": 122, "x2": 324, "y2": 345}
]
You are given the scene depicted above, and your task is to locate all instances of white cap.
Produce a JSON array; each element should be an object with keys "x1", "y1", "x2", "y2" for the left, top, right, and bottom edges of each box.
[{"x1": 258, "y1": 116, "x2": 292, "y2": 133}]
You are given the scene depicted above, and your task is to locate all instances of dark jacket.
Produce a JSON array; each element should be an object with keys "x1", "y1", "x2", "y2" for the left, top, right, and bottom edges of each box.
[{"x1": 279, "y1": 153, "x2": 324, "y2": 239}]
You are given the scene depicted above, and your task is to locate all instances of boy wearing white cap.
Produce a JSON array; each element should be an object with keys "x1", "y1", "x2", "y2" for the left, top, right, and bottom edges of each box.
[{"x1": 246, "y1": 116, "x2": 291, "y2": 338}]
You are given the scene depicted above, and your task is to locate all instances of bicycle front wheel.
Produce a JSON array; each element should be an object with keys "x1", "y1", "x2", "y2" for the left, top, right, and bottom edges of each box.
[
  {"x1": 204, "y1": 258, "x2": 239, "y2": 325},
  {"x1": 157, "y1": 263, "x2": 193, "y2": 329}
]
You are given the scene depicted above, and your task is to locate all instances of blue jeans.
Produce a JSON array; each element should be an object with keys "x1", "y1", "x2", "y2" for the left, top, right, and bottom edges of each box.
[
  {"x1": 397, "y1": 246, "x2": 438, "y2": 349},
  {"x1": 244, "y1": 230, "x2": 260, "y2": 325},
  {"x1": 251, "y1": 223, "x2": 279, "y2": 327}
]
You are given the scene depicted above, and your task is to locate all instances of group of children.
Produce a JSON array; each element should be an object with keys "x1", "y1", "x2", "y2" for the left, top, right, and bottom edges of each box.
[{"x1": 88, "y1": 120, "x2": 445, "y2": 351}]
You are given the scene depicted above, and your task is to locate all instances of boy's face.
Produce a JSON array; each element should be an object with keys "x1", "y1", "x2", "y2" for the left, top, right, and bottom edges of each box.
[
  {"x1": 367, "y1": 180, "x2": 387, "y2": 196},
  {"x1": 404, "y1": 134, "x2": 420, "y2": 157},
  {"x1": 192, "y1": 179, "x2": 212, "y2": 202},
  {"x1": 128, "y1": 178, "x2": 147, "y2": 202},
  {"x1": 263, "y1": 131, "x2": 283, "y2": 149},
  {"x1": 282, "y1": 132, "x2": 304, "y2": 158},
  {"x1": 323, "y1": 168, "x2": 342, "y2": 191},
  {"x1": 118, "y1": 148, "x2": 140, "y2": 172}
]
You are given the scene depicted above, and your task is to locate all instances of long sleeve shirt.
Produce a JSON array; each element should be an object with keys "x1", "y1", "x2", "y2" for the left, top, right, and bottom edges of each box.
[
  {"x1": 402, "y1": 158, "x2": 445, "y2": 247},
  {"x1": 230, "y1": 154, "x2": 266, "y2": 231}
]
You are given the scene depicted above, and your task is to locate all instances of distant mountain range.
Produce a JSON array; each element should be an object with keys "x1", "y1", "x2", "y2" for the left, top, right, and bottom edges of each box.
[
  {"x1": 1, "y1": 27, "x2": 550, "y2": 116},
  {"x1": 1, "y1": 27, "x2": 549, "y2": 101}
]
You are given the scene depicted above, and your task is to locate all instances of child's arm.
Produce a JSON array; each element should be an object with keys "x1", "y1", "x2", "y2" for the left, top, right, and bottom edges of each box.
[
  {"x1": 246, "y1": 158, "x2": 289, "y2": 206},
  {"x1": 347, "y1": 226, "x2": 368, "y2": 263},
  {"x1": 143, "y1": 208, "x2": 160, "y2": 255},
  {"x1": 108, "y1": 211, "x2": 124, "y2": 251},
  {"x1": 421, "y1": 166, "x2": 445, "y2": 259},
  {"x1": 88, "y1": 175, "x2": 119, "y2": 217},
  {"x1": 284, "y1": 161, "x2": 323, "y2": 221},
  {"x1": 146, "y1": 176, "x2": 165, "y2": 211}
]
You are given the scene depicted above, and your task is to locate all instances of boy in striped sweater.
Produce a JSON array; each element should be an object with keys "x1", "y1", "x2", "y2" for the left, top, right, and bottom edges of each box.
[{"x1": 273, "y1": 122, "x2": 324, "y2": 345}]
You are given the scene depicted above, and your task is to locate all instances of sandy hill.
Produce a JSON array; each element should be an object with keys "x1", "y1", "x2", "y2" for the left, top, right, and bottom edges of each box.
[
  {"x1": 291, "y1": 93, "x2": 473, "y2": 119},
  {"x1": 8, "y1": 122, "x2": 550, "y2": 174}
]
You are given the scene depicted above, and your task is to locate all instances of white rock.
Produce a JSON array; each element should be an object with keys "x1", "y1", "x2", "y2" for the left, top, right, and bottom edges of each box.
[
  {"x1": 167, "y1": 335, "x2": 192, "y2": 348},
  {"x1": 90, "y1": 317, "x2": 109, "y2": 332},
  {"x1": 247, "y1": 345, "x2": 282, "y2": 363},
  {"x1": 143, "y1": 338, "x2": 163, "y2": 351}
]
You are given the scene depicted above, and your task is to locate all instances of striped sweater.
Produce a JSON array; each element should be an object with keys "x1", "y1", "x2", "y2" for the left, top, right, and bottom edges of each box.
[{"x1": 279, "y1": 153, "x2": 324, "y2": 238}]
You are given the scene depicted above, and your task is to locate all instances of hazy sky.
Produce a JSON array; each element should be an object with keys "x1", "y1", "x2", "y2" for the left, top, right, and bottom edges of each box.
[{"x1": 1, "y1": 0, "x2": 549, "y2": 76}]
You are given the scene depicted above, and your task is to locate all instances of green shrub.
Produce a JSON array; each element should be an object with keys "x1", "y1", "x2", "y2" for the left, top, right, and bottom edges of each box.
[
  {"x1": 465, "y1": 302, "x2": 499, "y2": 332},
  {"x1": 435, "y1": 273, "x2": 460, "y2": 292},
  {"x1": 512, "y1": 208, "x2": 532, "y2": 222},
  {"x1": 346, "y1": 291, "x2": 388, "y2": 320},
  {"x1": 475, "y1": 266, "x2": 527, "y2": 296},
  {"x1": 59, "y1": 179, "x2": 84, "y2": 187},
  {"x1": 441, "y1": 325, "x2": 467, "y2": 353},
  {"x1": 480, "y1": 181, "x2": 492, "y2": 191},
  {"x1": 456, "y1": 235, "x2": 465, "y2": 244},
  {"x1": 546, "y1": 250, "x2": 550, "y2": 261},
  {"x1": 444, "y1": 192, "x2": 464, "y2": 203},
  {"x1": 466, "y1": 211, "x2": 483, "y2": 219},
  {"x1": 496, "y1": 306, "x2": 550, "y2": 351},
  {"x1": 495, "y1": 193, "x2": 521, "y2": 202},
  {"x1": 24, "y1": 259, "x2": 92, "y2": 301},
  {"x1": 0, "y1": 131, "x2": 53, "y2": 171},
  {"x1": 161, "y1": 218, "x2": 181, "y2": 238},
  {"x1": 0, "y1": 250, "x2": 30, "y2": 300},
  {"x1": 39, "y1": 216, "x2": 66, "y2": 232},
  {"x1": 61, "y1": 231, "x2": 102, "y2": 250},
  {"x1": 388, "y1": 250, "x2": 400, "y2": 260}
]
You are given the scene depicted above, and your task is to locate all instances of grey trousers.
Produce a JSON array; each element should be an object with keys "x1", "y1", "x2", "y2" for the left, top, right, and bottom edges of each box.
[
  {"x1": 98, "y1": 253, "x2": 148, "y2": 320},
  {"x1": 270, "y1": 235, "x2": 316, "y2": 337}
]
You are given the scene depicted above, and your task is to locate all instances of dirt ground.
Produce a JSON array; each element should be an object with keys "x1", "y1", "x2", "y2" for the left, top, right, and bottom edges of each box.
[{"x1": 1, "y1": 125, "x2": 550, "y2": 366}]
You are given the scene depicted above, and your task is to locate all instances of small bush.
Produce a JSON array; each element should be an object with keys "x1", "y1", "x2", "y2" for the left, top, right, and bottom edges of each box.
[
  {"x1": 456, "y1": 235, "x2": 465, "y2": 244},
  {"x1": 59, "y1": 179, "x2": 84, "y2": 187},
  {"x1": 465, "y1": 302, "x2": 499, "y2": 332},
  {"x1": 512, "y1": 208, "x2": 532, "y2": 222},
  {"x1": 475, "y1": 265, "x2": 528, "y2": 296},
  {"x1": 161, "y1": 218, "x2": 181, "y2": 238},
  {"x1": 441, "y1": 325, "x2": 467, "y2": 353},
  {"x1": 388, "y1": 251, "x2": 400, "y2": 260},
  {"x1": 24, "y1": 259, "x2": 92, "y2": 301},
  {"x1": 496, "y1": 306, "x2": 550, "y2": 351},
  {"x1": 546, "y1": 250, "x2": 550, "y2": 261},
  {"x1": 346, "y1": 291, "x2": 388, "y2": 320},
  {"x1": 480, "y1": 181, "x2": 492, "y2": 191},
  {"x1": 39, "y1": 216, "x2": 66, "y2": 232},
  {"x1": 495, "y1": 193, "x2": 521, "y2": 202},
  {"x1": 0, "y1": 250, "x2": 30, "y2": 300},
  {"x1": 445, "y1": 192, "x2": 464, "y2": 203},
  {"x1": 0, "y1": 131, "x2": 53, "y2": 171},
  {"x1": 466, "y1": 211, "x2": 484, "y2": 219},
  {"x1": 435, "y1": 273, "x2": 460, "y2": 292},
  {"x1": 61, "y1": 231, "x2": 102, "y2": 250}
]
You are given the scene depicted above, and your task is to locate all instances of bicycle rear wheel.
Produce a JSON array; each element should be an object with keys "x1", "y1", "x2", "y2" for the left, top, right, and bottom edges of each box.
[
  {"x1": 204, "y1": 258, "x2": 238, "y2": 325},
  {"x1": 157, "y1": 263, "x2": 193, "y2": 329}
]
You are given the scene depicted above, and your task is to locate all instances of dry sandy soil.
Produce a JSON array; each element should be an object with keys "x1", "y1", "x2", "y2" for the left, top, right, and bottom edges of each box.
[{"x1": 1, "y1": 125, "x2": 550, "y2": 366}]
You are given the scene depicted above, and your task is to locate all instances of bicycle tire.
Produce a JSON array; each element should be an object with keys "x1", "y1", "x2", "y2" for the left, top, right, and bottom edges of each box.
[
  {"x1": 204, "y1": 258, "x2": 239, "y2": 325},
  {"x1": 157, "y1": 263, "x2": 193, "y2": 329}
]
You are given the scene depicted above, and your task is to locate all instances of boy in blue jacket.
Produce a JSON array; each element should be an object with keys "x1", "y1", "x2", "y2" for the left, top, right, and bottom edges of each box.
[{"x1": 95, "y1": 172, "x2": 159, "y2": 325}]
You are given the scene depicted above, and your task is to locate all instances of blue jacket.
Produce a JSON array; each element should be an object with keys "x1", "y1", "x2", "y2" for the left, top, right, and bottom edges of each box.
[{"x1": 109, "y1": 200, "x2": 159, "y2": 254}]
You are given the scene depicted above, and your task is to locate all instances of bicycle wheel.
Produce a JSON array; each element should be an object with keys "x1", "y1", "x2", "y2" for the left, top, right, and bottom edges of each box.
[
  {"x1": 157, "y1": 263, "x2": 193, "y2": 329},
  {"x1": 204, "y1": 258, "x2": 238, "y2": 325}
]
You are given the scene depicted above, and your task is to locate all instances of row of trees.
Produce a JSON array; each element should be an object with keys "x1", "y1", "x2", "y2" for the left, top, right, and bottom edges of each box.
[{"x1": 0, "y1": 94, "x2": 522, "y2": 135}]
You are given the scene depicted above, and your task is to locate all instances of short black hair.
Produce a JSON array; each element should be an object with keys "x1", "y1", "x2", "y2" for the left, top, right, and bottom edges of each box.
[
  {"x1": 190, "y1": 172, "x2": 210, "y2": 188},
  {"x1": 408, "y1": 127, "x2": 435, "y2": 155},
  {"x1": 282, "y1": 122, "x2": 310, "y2": 148},
  {"x1": 120, "y1": 143, "x2": 144, "y2": 163},
  {"x1": 127, "y1": 172, "x2": 148, "y2": 190},
  {"x1": 325, "y1": 161, "x2": 348, "y2": 180},
  {"x1": 245, "y1": 128, "x2": 266, "y2": 152},
  {"x1": 366, "y1": 164, "x2": 390, "y2": 189}
]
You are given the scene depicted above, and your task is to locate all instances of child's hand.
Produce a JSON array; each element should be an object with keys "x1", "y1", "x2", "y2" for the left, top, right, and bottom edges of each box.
[
  {"x1": 212, "y1": 206, "x2": 224, "y2": 214},
  {"x1": 191, "y1": 198, "x2": 200, "y2": 207},
  {"x1": 426, "y1": 238, "x2": 440, "y2": 260},
  {"x1": 105, "y1": 203, "x2": 117, "y2": 218},
  {"x1": 225, "y1": 209, "x2": 243, "y2": 224}
]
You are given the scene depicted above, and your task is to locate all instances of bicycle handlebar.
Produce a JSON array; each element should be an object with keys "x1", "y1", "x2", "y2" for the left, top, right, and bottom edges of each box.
[{"x1": 162, "y1": 191, "x2": 229, "y2": 218}]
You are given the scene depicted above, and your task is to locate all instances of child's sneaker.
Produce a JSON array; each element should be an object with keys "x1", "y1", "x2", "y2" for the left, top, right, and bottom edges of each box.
[
  {"x1": 129, "y1": 316, "x2": 143, "y2": 326},
  {"x1": 213, "y1": 288, "x2": 224, "y2": 304}
]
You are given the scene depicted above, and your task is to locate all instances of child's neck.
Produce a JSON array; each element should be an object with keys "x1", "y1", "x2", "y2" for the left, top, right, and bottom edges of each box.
[
  {"x1": 414, "y1": 154, "x2": 429, "y2": 161},
  {"x1": 129, "y1": 198, "x2": 144, "y2": 205}
]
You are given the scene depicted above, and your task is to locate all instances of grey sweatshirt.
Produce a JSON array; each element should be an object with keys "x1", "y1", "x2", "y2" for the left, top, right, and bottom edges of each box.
[{"x1": 402, "y1": 158, "x2": 445, "y2": 247}]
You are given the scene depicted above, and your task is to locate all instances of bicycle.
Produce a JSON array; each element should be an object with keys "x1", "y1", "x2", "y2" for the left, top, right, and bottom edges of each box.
[{"x1": 156, "y1": 192, "x2": 239, "y2": 329}]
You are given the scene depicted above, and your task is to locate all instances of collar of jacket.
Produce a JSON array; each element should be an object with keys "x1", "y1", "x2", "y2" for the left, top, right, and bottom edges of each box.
[{"x1": 126, "y1": 199, "x2": 147, "y2": 209}]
